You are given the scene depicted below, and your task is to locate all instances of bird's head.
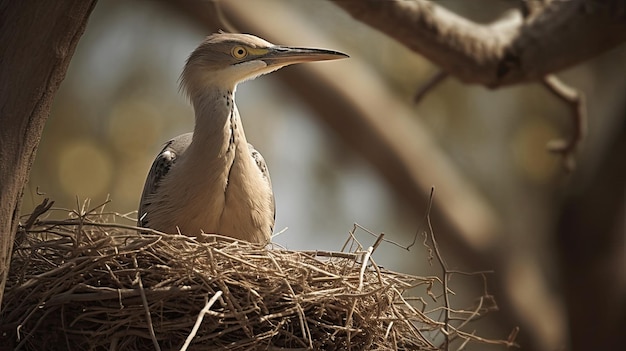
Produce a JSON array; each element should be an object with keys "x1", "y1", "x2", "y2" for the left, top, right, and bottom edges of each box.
[{"x1": 181, "y1": 32, "x2": 348, "y2": 98}]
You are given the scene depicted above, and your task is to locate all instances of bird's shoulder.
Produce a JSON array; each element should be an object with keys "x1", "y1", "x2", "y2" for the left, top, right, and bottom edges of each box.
[
  {"x1": 248, "y1": 143, "x2": 270, "y2": 182},
  {"x1": 138, "y1": 133, "x2": 193, "y2": 225},
  {"x1": 152, "y1": 133, "x2": 192, "y2": 181},
  {"x1": 247, "y1": 143, "x2": 275, "y2": 227}
]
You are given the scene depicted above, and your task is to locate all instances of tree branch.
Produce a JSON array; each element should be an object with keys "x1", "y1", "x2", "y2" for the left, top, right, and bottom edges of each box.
[
  {"x1": 413, "y1": 71, "x2": 448, "y2": 104},
  {"x1": 542, "y1": 75, "x2": 587, "y2": 171},
  {"x1": 330, "y1": 0, "x2": 626, "y2": 87}
]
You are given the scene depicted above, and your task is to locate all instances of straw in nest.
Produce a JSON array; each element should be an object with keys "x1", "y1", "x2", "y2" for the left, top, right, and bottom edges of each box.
[{"x1": 0, "y1": 200, "x2": 517, "y2": 350}]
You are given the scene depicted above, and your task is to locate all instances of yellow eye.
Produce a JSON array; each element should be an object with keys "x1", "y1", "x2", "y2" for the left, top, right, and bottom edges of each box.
[{"x1": 231, "y1": 46, "x2": 248, "y2": 59}]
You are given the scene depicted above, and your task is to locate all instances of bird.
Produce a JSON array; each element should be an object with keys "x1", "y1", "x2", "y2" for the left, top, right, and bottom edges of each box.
[{"x1": 137, "y1": 33, "x2": 347, "y2": 244}]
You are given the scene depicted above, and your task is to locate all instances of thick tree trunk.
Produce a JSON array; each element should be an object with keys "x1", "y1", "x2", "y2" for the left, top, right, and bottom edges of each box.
[{"x1": 0, "y1": 0, "x2": 97, "y2": 310}]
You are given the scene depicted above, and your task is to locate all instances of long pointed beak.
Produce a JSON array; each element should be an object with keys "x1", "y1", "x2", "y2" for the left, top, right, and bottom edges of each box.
[{"x1": 262, "y1": 46, "x2": 349, "y2": 66}]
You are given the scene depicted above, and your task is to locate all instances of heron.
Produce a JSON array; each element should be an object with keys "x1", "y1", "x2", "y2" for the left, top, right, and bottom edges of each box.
[{"x1": 138, "y1": 33, "x2": 347, "y2": 244}]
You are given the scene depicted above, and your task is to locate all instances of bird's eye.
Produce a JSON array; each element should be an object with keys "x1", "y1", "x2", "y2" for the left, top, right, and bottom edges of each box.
[{"x1": 231, "y1": 46, "x2": 248, "y2": 59}]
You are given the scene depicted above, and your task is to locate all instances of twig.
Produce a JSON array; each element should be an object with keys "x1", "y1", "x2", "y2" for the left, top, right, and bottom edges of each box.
[
  {"x1": 542, "y1": 74, "x2": 587, "y2": 171},
  {"x1": 356, "y1": 222, "x2": 411, "y2": 251},
  {"x1": 47, "y1": 285, "x2": 197, "y2": 305},
  {"x1": 414, "y1": 71, "x2": 449, "y2": 104},
  {"x1": 268, "y1": 254, "x2": 313, "y2": 348},
  {"x1": 452, "y1": 327, "x2": 519, "y2": 348},
  {"x1": 407, "y1": 187, "x2": 436, "y2": 251},
  {"x1": 8, "y1": 204, "x2": 513, "y2": 349},
  {"x1": 23, "y1": 198, "x2": 54, "y2": 230},
  {"x1": 133, "y1": 256, "x2": 161, "y2": 351},
  {"x1": 299, "y1": 250, "x2": 360, "y2": 260},
  {"x1": 453, "y1": 295, "x2": 485, "y2": 334},
  {"x1": 507, "y1": 326, "x2": 520, "y2": 347},
  {"x1": 358, "y1": 246, "x2": 373, "y2": 291},
  {"x1": 424, "y1": 188, "x2": 451, "y2": 351},
  {"x1": 14, "y1": 307, "x2": 56, "y2": 350},
  {"x1": 180, "y1": 291, "x2": 223, "y2": 351},
  {"x1": 371, "y1": 233, "x2": 385, "y2": 253}
]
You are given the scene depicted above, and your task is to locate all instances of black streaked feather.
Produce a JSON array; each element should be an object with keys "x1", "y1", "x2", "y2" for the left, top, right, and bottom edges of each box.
[
  {"x1": 138, "y1": 133, "x2": 193, "y2": 226},
  {"x1": 248, "y1": 143, "x2": 276, "y2": 229}
]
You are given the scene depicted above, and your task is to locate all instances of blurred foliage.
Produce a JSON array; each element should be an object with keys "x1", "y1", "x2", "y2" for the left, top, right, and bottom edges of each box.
[
  {"x1": 23, "y1": 0, "x2": 626, "y2": 269},
  {"x1": 20, "y1": 1, "x2": 625, "y2": 350}
]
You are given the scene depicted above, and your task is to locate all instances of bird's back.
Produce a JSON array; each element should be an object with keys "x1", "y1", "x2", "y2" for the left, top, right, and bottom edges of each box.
[{"x1": 137, "y1": 133, "x2": 192, "y2": 228}]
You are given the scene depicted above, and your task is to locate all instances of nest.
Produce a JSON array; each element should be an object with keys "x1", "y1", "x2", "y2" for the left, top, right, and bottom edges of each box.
[{"x1": 1, "y1": 200, "x2": 515, "y2": 350}]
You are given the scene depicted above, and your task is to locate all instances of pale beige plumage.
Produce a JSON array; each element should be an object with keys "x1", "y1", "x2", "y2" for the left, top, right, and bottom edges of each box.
[{"x1": 138, "y1": 33, "x2": 347, "y2": 243}]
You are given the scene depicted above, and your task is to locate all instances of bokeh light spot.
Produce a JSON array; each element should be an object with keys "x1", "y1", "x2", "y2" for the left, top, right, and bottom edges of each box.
[
  {"x1": 107, "y1": 99, "x2": 163, "y2": 157},
  {"x1": 512, "y1": 119, "x2": 560, "y2": 183},
  {"x1": 58, "y1": 140, "x2": 113, "y2": 198}
]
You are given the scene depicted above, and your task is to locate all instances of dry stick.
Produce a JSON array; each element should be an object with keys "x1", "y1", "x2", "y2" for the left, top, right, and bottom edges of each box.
[
  {"x1": 61, "y1": 305, "x2": 71, "y2": 351},
  {"x1": 358, "y1": 246, "x2": 373, "y2": 291},
  {"x1": 407, "y1": 186, "x2": 436, "y2": 252},
  {"x1": 446, "y1": 269, "x2": 494, "y2": 276},
  {"x1": 14, "y1": 307, "x2": 57, "y2": 350},
  {"x1": 384, "y1": 320, "x2": 394, "y2": 340},
  {"x1": 371, "y1": 233, "x2": 385, "y2": 253},
  {"x1": 299, "y1": 250, "x2": 360, "y2": 260},
  {"x1": 211, "y1": 263, "x2": 256, "y2": 340},
  {"x1": 389, "y1": 291, "x2": 435, "y2": 348},
  {"x1": 343, "y1": 299, "x2": 358, "y2": 347},
  {"x1": 423, "y1": 188, "x2": 452, "y2": 351},
  {"x1": 36, "y1": 219, "x2": 176, "y2": 238},
  {"x1": 133, "y1": 256, "x2": 161, "y2": 351},
  {"x1": 367, "y1": 254, "x2": 384, "y2": 286},
  {"x1": 358, "y1": 222, "x2": 407, "y2": 251},
  {"x1": 259, "y1": 306, "x2": 301, "y2": 322},
  {"x1": 542, "y1": 74, "x2": 587, "y2": 171},
  {"x1": 392, "y1": 287, "x2": 441, "y2": 328},
  {"x1": 335, "y1": 285, "x2": 387, "y2": 299},
  {"x1": 456, "y1": 332, "x2": 473, "y2": 351},
  {"x1": 14, "y1": 207, "x2": 510, "y2": 349},
  {"x1": 452, "y1": 327, "x2": 519, "y2": 348},
  {"x1": 341, "y1": 224, "x2": 359, "y2": 253},
  {"x1": 15, "y1": 302, "x2": 45, "y2": 341},
  {"x1": 23, "y1": 198, "x2": 54, "y2": 230},
  {"x1": 447, "y1": 295, "x2": 485, "y2": 345},
  {"x1": 414, "y1": 70, "x2": 449, "y2": 104},
  {"x1": 180, "y1": 290, "x2": 224, "y2": 351},
  {"x1": 267, "y1": 254, "x2": 313, "y2": 348},
  {"x1": 507, "y1": 326, "x2": 520, "y2": 346}
]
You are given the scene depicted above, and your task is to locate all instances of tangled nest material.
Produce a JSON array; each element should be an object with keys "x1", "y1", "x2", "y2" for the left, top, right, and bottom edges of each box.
[{"x1": 1, "y1": 200, "x2": 516, "y2": 350}]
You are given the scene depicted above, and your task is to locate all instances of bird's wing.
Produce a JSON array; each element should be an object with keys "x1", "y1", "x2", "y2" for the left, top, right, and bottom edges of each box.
[
  {"x1": 248, "y1": 143, "x2": 276, "y2": 227},
  {"x1": 138, "y1": 133, "x2": 193, "y2": 226}
]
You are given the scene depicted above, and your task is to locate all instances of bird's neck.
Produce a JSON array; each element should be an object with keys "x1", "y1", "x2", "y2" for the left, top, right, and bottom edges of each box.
[{"x1": 189, "y1": 86, "x2": 246, "y2": 158}]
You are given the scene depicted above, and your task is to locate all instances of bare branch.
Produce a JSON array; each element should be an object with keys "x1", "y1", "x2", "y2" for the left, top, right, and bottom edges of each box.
[
  {"x1": 542, "y1": 75, "x2": 587, "y2": 171},
  {"x1": 181, "y1": 291, "x2": 224, "y2": 351},
  {"x1": 424, "y1": 189, "x2": 451, "y2": 350},
  {"x1": 330, "y1": 0, "x2": 626, "y2": 87},
  {"x1": 414, "y1": 71, "x2": 449, "y2": 104},
  {"x1": 22, "y1": 198, "x2": 54, "y2": 231},
  {"x1": 133, "y1": 256, "x2": 161, "y2": 351}
]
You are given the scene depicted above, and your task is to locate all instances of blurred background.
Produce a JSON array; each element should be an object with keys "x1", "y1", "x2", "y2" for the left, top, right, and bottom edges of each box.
[{"x1": 21, "y1": 1, "x2": 625, "y2": 350}]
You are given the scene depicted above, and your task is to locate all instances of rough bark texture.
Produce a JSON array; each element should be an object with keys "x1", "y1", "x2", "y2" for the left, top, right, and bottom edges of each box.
[
  {"x1": 0, "y1": 0, "x2": 97, "y2": 310},
  {"x1": 330, "y1": 0, "x2": 626, "y2": 87}
]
